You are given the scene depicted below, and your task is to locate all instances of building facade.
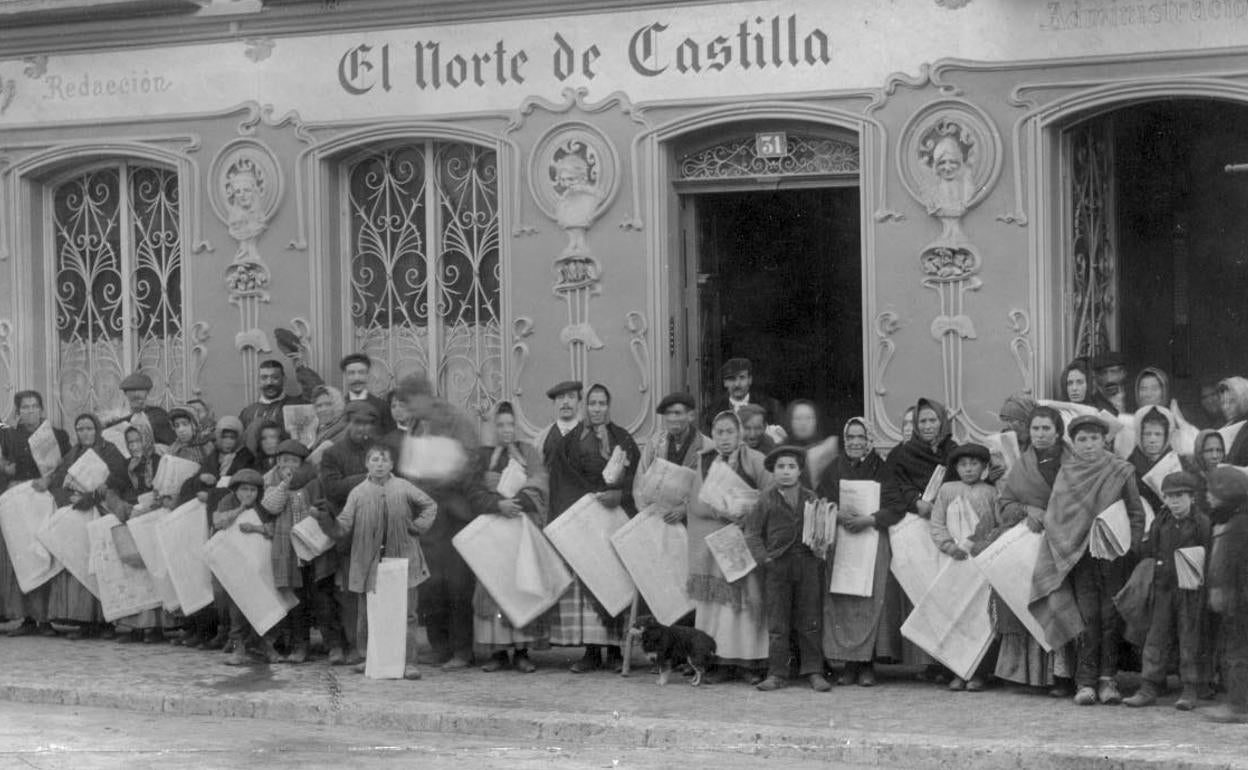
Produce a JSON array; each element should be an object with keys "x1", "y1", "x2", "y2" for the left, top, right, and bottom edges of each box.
[{"x1": 2, "y1": 0, "x2": 1247, "y2": 440}]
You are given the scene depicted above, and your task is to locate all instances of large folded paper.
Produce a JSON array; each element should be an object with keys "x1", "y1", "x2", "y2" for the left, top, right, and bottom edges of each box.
[
  {"x1": 399, "y1": 435, "x2": 468, "y2": 483},
  {"x1": 28, "y1": 420, "x2": 62, "y2": 477},
  {"x1": 127, "y1": 508, "x2": 180, "y2": 612},
  {"x1": 601, "y1": 445, "x2": 628, "y2": 485},
  {"x1": 543, "y1": 494, "x2": 634, "y2": 617},
  {"x1": 901, "y1": 557, "x2": 994, "y2": 680},
  {"x1": 971, "y1": 523, "x2": 1052, "y2": 651},
  {"x1": 291, "y1": 516, "x2": 335, "y2": 562},
  {"x1": 610, "y1": 506, "x2": 692, "y2": 625},
  {"x1": 839, "y1": 480, "x2": 881, "y2": 518},
  {"x1": 38, "y1": 506, "x2": 99, "y2": 599},
  {"x1": 802, "y1": 498, "x2": 837, "y2": 557},
  {"x1": 66, "y1": 449, "x2": 111, "y2": 493},
  {"x1": 636, "y1": 457, "x2": 698, "y2": 510},
  {"x1": 705, "y1": 524, "x2": 756, "y2": 583},
  {"x1": 496, "y1": 458, "x2": 528, "y2": 499},
  {"x1": 152, "y1": 454, "x2": 201, "y2": 499},
  {"x1": 889, "y1": 513, "x2": 943, "y2": 605},
  {"x1": 86, "y1": 513, "x2": 162, "y2": 621},
  {"x1": 1141, "y1": 452, "x2": 1184, "y2": 500},
  {"x1": 829, "y1": 524, "x2": 878, "y2": 597},
  {"x1": 1176, "y1": 546, "x2": 1206, "y2": 590},
  {"x1": 921, "y1": 465, "x2": 947, "y2": 503},
  {"x1": 981, "y1": 431, "x2": 1021, "y2": 476},
  {"x1": 698, "y1": 460, "x2": 760, "y2": 514},
  {"x1": 1089, "y1": 501, "x2": 1131, "y2": 560},
  {"x1": 453, "y1": 512, "x2": 571, "y2": 628},
  {"x1": 100, "y1": 421, "x2": 132, "y2": 459},
  {"x1": 1221, "y1": 421, "x2": 1246, "y2": 457},
  {"x1": 0, "y1": 482, "x2": 62, "y2": 592},
  {"x1": 202, "y1": 509, "x2": 297, "y2": 635},
  {"x1": 282, "y1": 404, "x2": 319, "y2": 449},
  {"x1": 365, "y1": 557, "x2": 409, "y2": 680},
  {"x1": 154, "y1": 500, "x2": 214, "y2": 615}
]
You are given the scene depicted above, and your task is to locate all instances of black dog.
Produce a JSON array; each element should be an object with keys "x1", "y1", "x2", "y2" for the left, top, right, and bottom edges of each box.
[{"x1": 629, "y1": 616, "x2": 717, "y2": 686}]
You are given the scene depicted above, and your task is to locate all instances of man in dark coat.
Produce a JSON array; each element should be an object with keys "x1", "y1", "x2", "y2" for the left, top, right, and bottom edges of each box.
[
  {"x1": 706, "y1": 358, "x2": 783, "y2": 432},
  {"x1": 534, "y1": 380, "x2": 583, "y2": 468},
  {"x1": 239, "y1": 359, "x2": 306, "y2": 454},
  {"x1": 1089, "y1": 351, "x2": 1130, "y2": 416},
  {"x1": 340, "y1": 353, "x2": 395, "y2": 435}
]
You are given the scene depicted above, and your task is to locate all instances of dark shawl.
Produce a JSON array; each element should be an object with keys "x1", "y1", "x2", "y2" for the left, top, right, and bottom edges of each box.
[
  {"x1": 549, "y1": 421, "x2": 641, "y2": 518},
  {"x1": 879, "y1": 398, "x2": 956, "y2": 528}
]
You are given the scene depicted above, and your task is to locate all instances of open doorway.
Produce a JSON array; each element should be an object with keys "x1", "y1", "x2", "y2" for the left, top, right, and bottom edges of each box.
[
  {"x1": 1067, "y1": 99, "x2": 1248, "y2": 425},
  {"x1": 684, "y1": 187, "x2": 862, "y2": 434}
]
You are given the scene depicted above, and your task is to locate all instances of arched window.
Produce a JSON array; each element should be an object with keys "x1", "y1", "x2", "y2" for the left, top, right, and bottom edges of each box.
[
  {"x1": 49, "y1": 162, "x2": 184, "y2": 420},
  {"x1": 342, "y1": 140, "x2": 501, "y2": 422}
]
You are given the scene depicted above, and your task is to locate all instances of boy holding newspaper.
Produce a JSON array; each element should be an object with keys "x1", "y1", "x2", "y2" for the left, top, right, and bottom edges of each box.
[{"x1": 1124, "y1": 471, "x2": 1211, "y2": 710}]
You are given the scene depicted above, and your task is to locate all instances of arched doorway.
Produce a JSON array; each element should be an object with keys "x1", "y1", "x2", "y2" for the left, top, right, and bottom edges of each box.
[
  {"x1": 668, "y1": 122, "x2": 864, "y2": 433},
  {"x1": 1058, "y1": 97, "x2": 1248, "y2": 426}
]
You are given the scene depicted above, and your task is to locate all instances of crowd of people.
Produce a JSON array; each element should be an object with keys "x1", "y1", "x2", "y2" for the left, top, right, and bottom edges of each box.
[{"x1": 0, "y1": 351, "x2": 1245, "y2": 725}]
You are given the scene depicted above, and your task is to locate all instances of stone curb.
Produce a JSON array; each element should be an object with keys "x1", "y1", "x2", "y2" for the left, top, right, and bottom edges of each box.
[{"x1": 0, "y1": 681, "x2": 1242, "y2": 770}]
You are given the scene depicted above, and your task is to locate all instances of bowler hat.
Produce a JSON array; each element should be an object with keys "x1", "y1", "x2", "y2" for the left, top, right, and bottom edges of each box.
[
  {"x1": 545, "y1": 380, "x2": 583, "y2": 400},
  {"x1": 720, "y1": 358, "x2": 752, "y2": 380}
]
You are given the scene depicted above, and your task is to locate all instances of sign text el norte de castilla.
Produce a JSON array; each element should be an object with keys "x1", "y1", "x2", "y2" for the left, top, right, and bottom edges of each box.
[{"x1": 337, "y1": 14, "x2": 832, "y2": 94}]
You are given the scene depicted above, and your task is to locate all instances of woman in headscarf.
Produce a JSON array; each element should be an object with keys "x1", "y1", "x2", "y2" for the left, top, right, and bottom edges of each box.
[
  {"x1": 39, "y1": 413, "x2": 129, "y2": 638},
  {"x1": 1127, "y1": 405, "x2": 1191, "y2": 516},
  {"x1": 687, "y1": 410, "x2": 771, "y2": 684},
  {"x1": 970, "y1": 406, "x2": 1073, "y2": 694},
  {"x1": 879, "y1": 398, "x2": 957, "y2": 680},
  {"x1": 1218, "y1": 377, "x2": 1248, "y2": 466},
  {"x1": 124, "y1": 423, "x2": 158, "y2": 505},
  {"x1": 548, "y1": 383, "x2": 641, "y2": 673},
  {"x1": 816, "y1": 417, "x2": 893, "y2": 686},
  {"x1": 998, "y1": 393, "x2": 1037, "y2": 452},
  {"x1": 1135, "y1": 367, "x2": 1171, "y2": 409},
  {"x1": 308, "y1": 385, "x2": 348, "y2": 466},
  {"x1": 475, "y1": 402, "x2": 551, "y2": 673},
  {"x1": 1060, "y1": 359, "x2": 1093, "y2": 405}
]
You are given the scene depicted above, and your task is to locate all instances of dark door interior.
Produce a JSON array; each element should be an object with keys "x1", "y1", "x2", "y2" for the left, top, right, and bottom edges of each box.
[
  {"x1": 1113, "y1": 100, "x2": 1248, "y2": 419},
  {"x1": 693, "y1": 187, "x2": 862, "y2": 434}
]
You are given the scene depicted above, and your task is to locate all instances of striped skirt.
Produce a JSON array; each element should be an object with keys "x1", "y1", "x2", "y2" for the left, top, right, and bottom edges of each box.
[{"x1": 548, "y1": 578, "x2": 625, "y2": 647}]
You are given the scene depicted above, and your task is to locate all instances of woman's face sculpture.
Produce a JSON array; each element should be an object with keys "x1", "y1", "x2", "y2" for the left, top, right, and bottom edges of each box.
[
  {"x1": 555, "y1": 156, "x2": 590, "y2": 190},
  {"x1": 932, "y1": 137, "x2": 964, "y2": 181},
  {"x1": 229, "y1": 171, "x2": 259, "y2": 211}
]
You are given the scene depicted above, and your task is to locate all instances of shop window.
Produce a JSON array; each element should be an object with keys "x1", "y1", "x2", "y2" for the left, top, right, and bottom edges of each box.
[
  {"x1": 50, "y1": 163, "x2": 184, "y2": 420},
  {"x1": 344, "y1": 140, "x2": 502, "y2": 421}
]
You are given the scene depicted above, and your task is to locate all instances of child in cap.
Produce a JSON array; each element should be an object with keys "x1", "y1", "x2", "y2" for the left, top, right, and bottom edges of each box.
[
  {"x1": 1124, "y1": 471, "x2": 1211, "y2": 710},
  {"x1": 929, "y1": 443, "x2": 998, "y2": 691},
  {"x1": 744, "y1": 445, "x2": 831, "y2": 693},
  {"x1": 212, "y1": 468, "x2": 281, "y2": 666}
]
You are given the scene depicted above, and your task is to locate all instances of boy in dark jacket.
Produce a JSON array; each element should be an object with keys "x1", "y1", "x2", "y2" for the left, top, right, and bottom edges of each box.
[
  {"x1": 1124, "y1": 471, "x2": 1211, "y2": 710},
  {"x1": 744, "y1": 445, "x2": 830, "y2": 693}
]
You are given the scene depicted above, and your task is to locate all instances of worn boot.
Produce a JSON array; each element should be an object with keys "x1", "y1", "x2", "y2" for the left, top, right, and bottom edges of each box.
[
  {"x1": 327, "y1": 647, "x2": 346, "y2": 666},
  {"x1": 481, "y1": 651, "x2": 509, "y2": 673},
  {"x1": 1098, "y1": 677, "x2": 1122, "y2": 705},
  {"x1": 1175, "y1": 686, "x2": 1199, "y2": 711},
  {"x1": 1124, "y1": 681, "x2": 1159, "y2": 708},
  {"x1": 755, "y1": 675, "x2": 786, "y2": 692},
  {"x1": 1073, "y1": 685, "x2": 1098, "y2": 705},
  {"x1": 284, "y1": 644, "x2": 309, "y2": 664}
]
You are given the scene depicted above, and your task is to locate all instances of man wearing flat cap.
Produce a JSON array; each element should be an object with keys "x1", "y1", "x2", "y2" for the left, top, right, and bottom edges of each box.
[
  {"x1": 1090, "y1": 351, "x2": 1130, "y2": 416},
  {"x1": 107, "y1": 372, "x2": 176, "y2": 445},
  {"x1": 534, "y1": 380, "x2": 584, "y2": 468},
  {"x1": 634, "y1": 392, "x2": 711, "y2": 523},
  {"x1": 707, "y1": 357, "x2": 783, "y2": 434},
  {"x1": 339, "y1": 353, "x2": 394, "y2": 435}
]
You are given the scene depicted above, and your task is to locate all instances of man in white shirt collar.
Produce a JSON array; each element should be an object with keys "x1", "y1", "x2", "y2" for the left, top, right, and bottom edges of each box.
[
  {"x1": 534, "y1": 380, "x2": 583, "y2": 468},
  {"x1": 340, "y1": 353, "x2": 395, "y2": 434},
  {"x1": 708, "y1": 357, "x2": 784, "y2": 434}
]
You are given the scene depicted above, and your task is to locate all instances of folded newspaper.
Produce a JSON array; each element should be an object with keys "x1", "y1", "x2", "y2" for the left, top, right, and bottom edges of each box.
[
  {"x1": 1089, "y1": 500, "x2": 1131, "y2": 560},
  {"x1": 1175, "y1": 545, "x2": 1205, "y2": 590}
]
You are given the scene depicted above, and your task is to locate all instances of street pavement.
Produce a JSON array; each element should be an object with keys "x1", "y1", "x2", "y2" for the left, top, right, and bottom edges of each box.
[{"x1": 0, "y1": 628, "x2": 1245, "y2": 769}]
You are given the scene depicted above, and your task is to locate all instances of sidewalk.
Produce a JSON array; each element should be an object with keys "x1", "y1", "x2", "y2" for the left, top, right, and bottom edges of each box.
[{"x1": 0, "y1": 630, "x2": 1245, "y2": 769}]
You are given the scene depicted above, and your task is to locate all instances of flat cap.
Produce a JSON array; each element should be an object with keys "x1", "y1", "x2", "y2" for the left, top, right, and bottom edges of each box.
[
  {"x1": 344, "y1": 401, "x2": 380, "y2": 423},
  {"x1": 120, "y1": 373, "x2": 153, "y2": 392},
  {"x1": 1161, "y1": 471, "x2": 1199, "y2": 495},
  {"x1": 275, "y1": 439, "x2": 309, "y2": 459},
  {"x1": 339, "y1": 352, "x2": 371, "y2": 371},
  {"x1": 1068, "y1": 414, "x2": 1110, "y2": 436},
  {"x1": 720, "y1": 358, "x2": 752, "y2": 379},
  {"x1": 1090, "y1": 351, "x2": 1126, "y2": 371},
  {"x1": 948, "y1": 443, "x2": 991, "y2": 467},
  {"x1": 656, "y1": 392, "x2": 696, "y2": 414},
  {"x1": 545, "y1": 380, "x2": 583, "y2": 399},
  {"x1": 229, "y1": 468, "x2": 265, "y2": 490},
  {"x1": 764, "y1": 444, "x2": 806, "y2": 472}
]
